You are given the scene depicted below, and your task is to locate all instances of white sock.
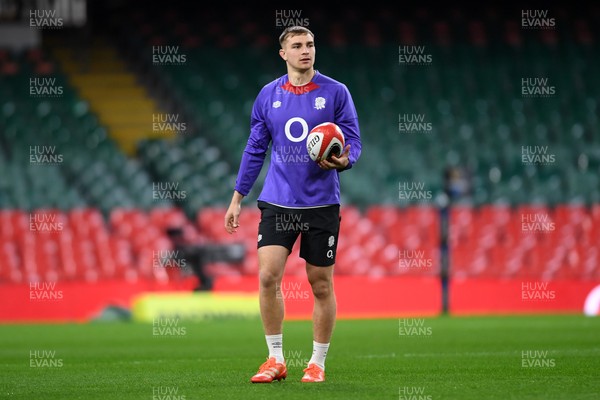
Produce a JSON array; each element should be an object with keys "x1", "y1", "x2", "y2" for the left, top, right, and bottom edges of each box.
[
  {"x1": 265, "y1": 334, "x2": 284, "y2": 363},
  {"x1": 308, "y1": 341, "x2": 329, "y2": 370}
]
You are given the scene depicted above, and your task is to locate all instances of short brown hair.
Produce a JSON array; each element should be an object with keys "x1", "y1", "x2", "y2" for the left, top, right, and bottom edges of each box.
[{"x1": 279, "y1": 26, "x2": 314, "y2": 47}]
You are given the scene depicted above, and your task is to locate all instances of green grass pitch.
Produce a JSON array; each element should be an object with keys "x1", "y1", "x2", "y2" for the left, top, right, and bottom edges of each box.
[{"x1": 1, "y1": 315, "x2": 599, "y2": 399}]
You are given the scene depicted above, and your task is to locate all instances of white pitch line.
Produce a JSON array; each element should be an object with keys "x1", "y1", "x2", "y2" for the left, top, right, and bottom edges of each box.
[
  {"x1": 402, "y1": 348, "x2": 600, "y2": 358},
  {"x1": 356, "y1": 353, "x2": 397, "y2": 359}
]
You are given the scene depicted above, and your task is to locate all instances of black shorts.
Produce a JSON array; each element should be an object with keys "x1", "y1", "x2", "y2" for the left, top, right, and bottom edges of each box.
[{"x1": 257, "y1": 201, "x2": 341, "y2": 267}]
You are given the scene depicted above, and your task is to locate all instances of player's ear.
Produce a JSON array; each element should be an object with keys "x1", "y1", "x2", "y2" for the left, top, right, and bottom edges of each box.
[{"x1": 279, "y1": 48, "x2": 286, "y2": 61}]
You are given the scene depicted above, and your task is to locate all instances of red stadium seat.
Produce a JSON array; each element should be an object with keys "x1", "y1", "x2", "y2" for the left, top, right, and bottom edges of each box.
[
  {"x1": 3, "y1": 201, "x2": 596, "y2": 285},
  {"x1": 365, "y1": 205, "x2": 399, "y2": 233}
]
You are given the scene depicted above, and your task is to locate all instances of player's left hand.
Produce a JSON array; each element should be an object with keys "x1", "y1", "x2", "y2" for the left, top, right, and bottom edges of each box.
[{"x1": 318, "y1": 144, "x2": 350, "y2": 170}]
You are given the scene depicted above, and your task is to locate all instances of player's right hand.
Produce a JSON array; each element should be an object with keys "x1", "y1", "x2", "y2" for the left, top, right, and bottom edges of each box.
[{"x1": 224, "y1": 202, "x2": 241, "y2": 234}]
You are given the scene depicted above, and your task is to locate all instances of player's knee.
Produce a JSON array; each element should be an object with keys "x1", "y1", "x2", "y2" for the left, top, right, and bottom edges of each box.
[
  {"x1": 310, "y1": 280, "x2": 333, "y2": 299},
  {"x1": 259, "y1": 268, "x2": 282, "y2": 288}
]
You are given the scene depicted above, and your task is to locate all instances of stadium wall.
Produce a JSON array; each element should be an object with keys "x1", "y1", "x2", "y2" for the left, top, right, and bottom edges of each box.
[{"x1": 1, "y1": 277, "x2": 598, "y2": 322}]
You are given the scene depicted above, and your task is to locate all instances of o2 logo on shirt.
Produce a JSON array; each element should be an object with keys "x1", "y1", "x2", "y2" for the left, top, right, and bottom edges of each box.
[
  {"x1": 284, "y1": 117, "x2": 309, "y2": 142},
  {"x1": 275, "y1": 117, "x2": 312, "y2": 164}
]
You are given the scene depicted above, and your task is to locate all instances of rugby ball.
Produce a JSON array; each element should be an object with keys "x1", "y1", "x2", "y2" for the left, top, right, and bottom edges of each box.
[{"x1": 306, "y1": 122, "x2": 345, "y2": 163}]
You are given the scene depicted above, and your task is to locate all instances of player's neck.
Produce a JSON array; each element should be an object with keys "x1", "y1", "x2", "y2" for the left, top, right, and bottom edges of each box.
[{"x1": 288, "y1": 68, "x2": 316, "y2": 86}]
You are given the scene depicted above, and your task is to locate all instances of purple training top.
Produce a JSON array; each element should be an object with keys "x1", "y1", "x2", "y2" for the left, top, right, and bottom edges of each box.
[{"x1": 234, "y1": 71, "x2": 361, "y2": 208}]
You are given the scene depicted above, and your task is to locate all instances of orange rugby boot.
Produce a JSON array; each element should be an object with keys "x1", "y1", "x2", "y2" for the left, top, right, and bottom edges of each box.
[
  {"x1": 300, "y1": 363, "x2": 325, "y2": 382},
  {"x1": 250, "y1": 357, "x2": 287, "y2": 383}
]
